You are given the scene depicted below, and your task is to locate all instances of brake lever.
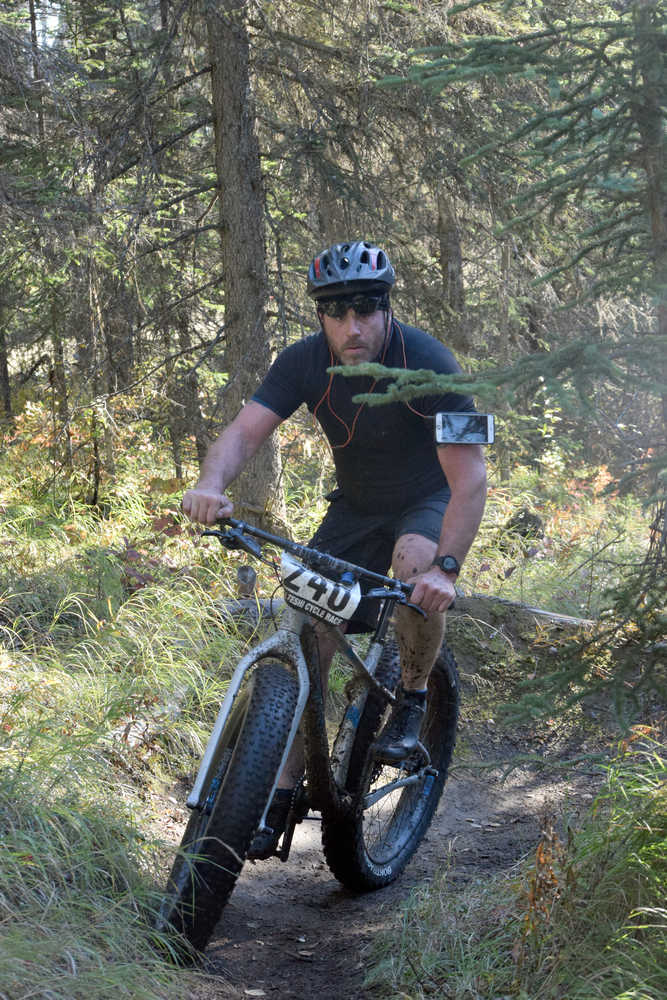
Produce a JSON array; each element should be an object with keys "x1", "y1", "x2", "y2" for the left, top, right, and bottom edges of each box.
[
  {"x1": 365, "y1": 587, "x2": 407, "y2": 601},
  {"x1": 404, "y1": 598, "x2": 456, "y2": 617},
  {"x1": 202, "y1": 527, "x2": 263, "y2": 560},
  {"x1": 363, "y1": 585, "x2": 428, "y2": 619},
  {"x1": 404, "y1": 601, "x2": 428, "y2": 619}
]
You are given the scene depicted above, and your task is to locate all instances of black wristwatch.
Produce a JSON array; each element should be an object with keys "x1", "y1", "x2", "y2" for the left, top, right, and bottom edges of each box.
[{"x1": 432, "y1": 554, "x2": 461, "y2": 577}]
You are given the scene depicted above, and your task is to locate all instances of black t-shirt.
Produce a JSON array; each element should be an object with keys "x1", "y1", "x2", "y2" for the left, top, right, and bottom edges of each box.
[{"x1": 252, "y1": 320, "x2": 475, "y2": 514}]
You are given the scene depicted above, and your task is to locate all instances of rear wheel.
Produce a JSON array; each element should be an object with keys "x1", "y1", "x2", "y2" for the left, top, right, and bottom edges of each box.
[
  {"x1": 156, "y1": 661, "x2": 298, "y2": 954},
  {"x1": 322, "y1": 642, "x2": 459, "y2": 891}
]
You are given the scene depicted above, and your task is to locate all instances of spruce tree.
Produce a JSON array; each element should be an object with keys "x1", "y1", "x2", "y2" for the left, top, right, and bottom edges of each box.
[{"x1": 344, "y1": 0, "x2": 666, "y2": 720}]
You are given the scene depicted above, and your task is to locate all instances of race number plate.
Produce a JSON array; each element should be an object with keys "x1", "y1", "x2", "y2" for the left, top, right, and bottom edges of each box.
[{"x1": 280, "y1": 552, "x2": 362, "y2": 627}]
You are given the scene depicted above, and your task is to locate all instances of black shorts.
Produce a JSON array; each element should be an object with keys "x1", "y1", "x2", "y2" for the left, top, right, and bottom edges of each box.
[{"x1": 309, "y1": 487, "x2": 450, "y2": 633}]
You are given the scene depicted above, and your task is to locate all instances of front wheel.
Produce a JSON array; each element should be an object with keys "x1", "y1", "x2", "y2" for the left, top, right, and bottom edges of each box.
[
  {"x1": 156, "y1": 661, "x2": 299, "y2": 954},
  {"x1": 322, "y1": 642, "x2": 459, "y2": 891}
]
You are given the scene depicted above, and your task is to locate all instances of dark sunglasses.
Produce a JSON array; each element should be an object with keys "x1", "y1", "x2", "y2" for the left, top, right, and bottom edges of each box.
[{"x1": 317, "y1": 294, "x2": 386, "y2": 320}]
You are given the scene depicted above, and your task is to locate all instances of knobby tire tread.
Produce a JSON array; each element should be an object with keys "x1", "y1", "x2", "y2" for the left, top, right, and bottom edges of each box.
[
  {"x1": 322, "y1": 641, "x2": 459, "y2": 892},
  {"x1": 158, "y1": 661, "x2": 298, "y2": 954}
]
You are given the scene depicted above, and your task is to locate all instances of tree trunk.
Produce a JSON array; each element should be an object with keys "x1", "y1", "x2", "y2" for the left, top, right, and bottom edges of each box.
[
  {"x1": 0, "y1": 321, "x2": 11, "y2": 421},
  {"x1": 496, "y1": 239, "x2": 513, "y2": 484},
  {"x1": 634, "y1": 0, "x2": 666, "y2": 562},
  {"x1": 87, "y1": 257, "x2": 115, "y2": 479},
  {"x1": 28, "y1": 0, "x2": 45, "y2": 144},
  {"x1": 206, "y1": 0, "x2": 286, "y2": 530},
  {"x1": 50, "y1": 323, "x2": 73, "y2": 471},
  {"x1": 437, "y1": 189, "x2": 469, "y2": 354},
  {"x1": 175, "y1": 308, "x2": 210, "y2": 466}
]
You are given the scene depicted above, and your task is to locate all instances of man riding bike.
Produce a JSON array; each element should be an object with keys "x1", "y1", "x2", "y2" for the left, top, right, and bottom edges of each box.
[{"x1": 183, "y1": 239, "x2": 487, "y2": 856}]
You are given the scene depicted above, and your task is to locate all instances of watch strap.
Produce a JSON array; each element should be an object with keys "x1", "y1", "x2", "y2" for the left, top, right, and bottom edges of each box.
[{"x1": 432, "y1": 554, "x2": 461, "y2": 577}]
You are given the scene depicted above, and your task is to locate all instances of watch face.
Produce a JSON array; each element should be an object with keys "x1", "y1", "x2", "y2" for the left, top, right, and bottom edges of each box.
[{"x1": 435, "y1": 555, "x2": 460, "y2": 575}]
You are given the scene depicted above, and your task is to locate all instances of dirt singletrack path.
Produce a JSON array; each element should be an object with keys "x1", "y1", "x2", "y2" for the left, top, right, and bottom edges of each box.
[{"x1": 169, "y1": 712, "x2": 600, "y2": 1000}]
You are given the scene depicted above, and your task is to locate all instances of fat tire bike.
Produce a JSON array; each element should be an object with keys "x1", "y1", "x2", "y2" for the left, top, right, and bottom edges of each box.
[{"x1": 156, "y1": 518, "x2": 459, "y2": 955}]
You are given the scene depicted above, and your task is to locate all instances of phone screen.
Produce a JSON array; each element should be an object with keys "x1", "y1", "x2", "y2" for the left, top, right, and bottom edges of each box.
[{"x1": 435, "y1": 413, "x2": 494, "y2": 444}]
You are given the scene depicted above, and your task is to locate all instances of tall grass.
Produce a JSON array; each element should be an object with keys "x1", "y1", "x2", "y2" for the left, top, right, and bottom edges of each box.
[
  {"x1": 0, "y1": 571, "x2": 242, "y2": 996},
  {"x1": 366, "y1": 737, "x2": 666, "y2": 1000},
  {"x1": 0, "y1": 778, "x2": 193, "y2": 999},
  {"x1": 0, "y1": 435, "x2": 247, "y2": 994}
]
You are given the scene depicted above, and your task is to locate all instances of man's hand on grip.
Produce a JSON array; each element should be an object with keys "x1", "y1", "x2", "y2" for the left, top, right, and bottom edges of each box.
[
  {"x1": 407, "y1": 566, "x2": 456, "y2": 615},
  {"x1": 182, "y1": 487, "x2": 233, "y2": 525}
]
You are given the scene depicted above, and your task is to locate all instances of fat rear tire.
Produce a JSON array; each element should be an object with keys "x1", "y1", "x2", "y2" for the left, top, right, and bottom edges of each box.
[
  {"x1": 156, "y1": 661, "x2": 298, "y2": 954},
  {"x1": 322, "y1": 642, "x2": 459, "y2": 891}
]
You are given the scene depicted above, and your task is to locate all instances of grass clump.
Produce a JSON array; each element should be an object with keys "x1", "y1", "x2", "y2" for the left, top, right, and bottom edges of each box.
[
  {"x1": 366, "y1": 735, "x2": 666, "y2": 999},
  {"x1": 0, "y1": 567, "x2": 243, "y2": 996},
  {"x1": 0, "y1": 778, "x2": 196, "y2": 999}
]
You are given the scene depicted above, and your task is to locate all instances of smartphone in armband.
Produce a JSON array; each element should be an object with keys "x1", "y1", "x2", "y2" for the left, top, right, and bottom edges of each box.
[{"x1": 435, "y1": 412, "x2": 495, "y2": 445}]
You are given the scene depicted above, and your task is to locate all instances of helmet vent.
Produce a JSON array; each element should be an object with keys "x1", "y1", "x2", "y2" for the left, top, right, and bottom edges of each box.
[{"x1": 359, "y1": 250, "x2": 370, "y2": 264}]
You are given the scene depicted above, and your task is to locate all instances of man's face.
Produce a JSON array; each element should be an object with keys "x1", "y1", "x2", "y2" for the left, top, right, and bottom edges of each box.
[{"x1": 319, "y1": 301, "x2": 388, "y2": 366}]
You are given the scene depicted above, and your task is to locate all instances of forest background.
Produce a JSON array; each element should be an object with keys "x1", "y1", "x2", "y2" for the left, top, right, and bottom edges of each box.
[{"x1": 0, "y1": 1, "x2": 664, "y2": 998}]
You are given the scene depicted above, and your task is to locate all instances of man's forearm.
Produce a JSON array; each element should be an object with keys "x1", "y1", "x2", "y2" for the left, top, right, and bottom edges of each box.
[
  {"x1": 436, "y1": 483, "x2": 486, "y2": 566},
  {"x1": 196, "y1": 424, "x2": 252, "y2": 493},
  {"x1": 196, "y1": 401, "x2": 283, "y2": 493},
  {"x1": 183, "y1": 402, "x2": 284, "y2": 524},
  {"x1": 435, "y1": 444, "x2": 487, "y2": 568}
]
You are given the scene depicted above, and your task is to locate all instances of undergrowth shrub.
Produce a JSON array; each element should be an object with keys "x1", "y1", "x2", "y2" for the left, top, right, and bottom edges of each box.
[{"x1": 469, "y1": 465, "x2": 646, "y2": 618}]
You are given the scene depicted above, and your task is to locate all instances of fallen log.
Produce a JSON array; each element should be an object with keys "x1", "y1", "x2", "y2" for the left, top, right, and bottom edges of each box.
[{"x1": 216, "y1": 592, "x2": 595, "y2": 643}]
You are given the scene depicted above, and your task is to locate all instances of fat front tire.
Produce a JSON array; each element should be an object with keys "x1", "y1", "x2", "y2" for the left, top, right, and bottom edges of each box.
[
  {"x1": 322, "y1": 642, "x2": 459, "y2": 892},
  {"x1": 156, "y1": 661, "x2": 298, "y2": 954}
]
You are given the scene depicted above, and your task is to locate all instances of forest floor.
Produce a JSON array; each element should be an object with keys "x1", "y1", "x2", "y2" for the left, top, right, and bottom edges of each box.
[{"x1": 154, "y1": 666, "x2": 610, "y2": 1000}]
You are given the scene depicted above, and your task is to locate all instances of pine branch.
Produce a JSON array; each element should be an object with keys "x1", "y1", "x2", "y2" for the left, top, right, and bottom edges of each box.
[
  {"x1": 331, "y1": 336, "x2": 667, "y2": 408},
  {"x1": 105, "y1": 116, "x2": 213, "y2": 183}
]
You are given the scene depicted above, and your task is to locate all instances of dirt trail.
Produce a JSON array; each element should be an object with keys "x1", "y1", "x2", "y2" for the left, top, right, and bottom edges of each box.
[{"x1": 175, "y1": 713, "x2": 601, "y2": 1000}]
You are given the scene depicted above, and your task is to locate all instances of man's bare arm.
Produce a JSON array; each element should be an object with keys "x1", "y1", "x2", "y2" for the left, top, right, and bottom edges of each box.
[
  {"x1": 182, "y1": 401, "x2": 283, "y2": 524},
  {"x1": 407, "y1": 444, "x2": 487, "y2": 613},
  {"x1": 435, "y1": 443, "x2": 487, "y2": 565}
]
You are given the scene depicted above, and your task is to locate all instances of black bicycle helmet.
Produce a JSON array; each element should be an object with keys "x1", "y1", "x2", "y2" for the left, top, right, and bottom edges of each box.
[{"x1": 307, "y1": 240, "x2": 395, "y2": 299}]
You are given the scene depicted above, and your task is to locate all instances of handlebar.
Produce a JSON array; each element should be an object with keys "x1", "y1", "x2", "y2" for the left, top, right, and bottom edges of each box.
[{"x1": 202, "y1": 517, "x2": 415, "y2": 605}]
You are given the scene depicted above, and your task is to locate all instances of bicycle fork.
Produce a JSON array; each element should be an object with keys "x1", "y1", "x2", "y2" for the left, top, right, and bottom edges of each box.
[{"x1": 187, "y1": 608, "x2": 311, "y2": 837}]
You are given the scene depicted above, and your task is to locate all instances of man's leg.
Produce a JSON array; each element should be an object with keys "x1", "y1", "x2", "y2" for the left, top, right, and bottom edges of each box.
[
  {"x1": 250, "y1": 496, "x2": 386, "y2": 857},
  {"x1": 392, "y1": 532, "x2": 445, "y2": 690},
  {"x1": 374, "y1": 532, "x2": 444, "y2": 763}
]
